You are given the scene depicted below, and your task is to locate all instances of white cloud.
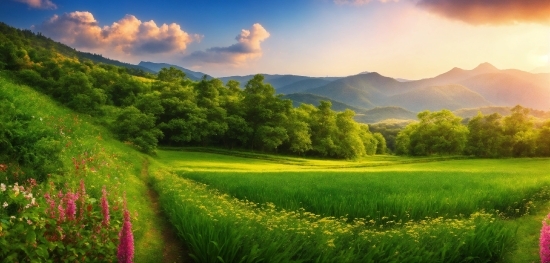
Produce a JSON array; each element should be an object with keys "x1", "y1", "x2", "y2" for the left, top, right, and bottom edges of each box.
[
  {"x1": 13, "y1": 0, "x2": 57, "y2": 9},
  {"x1": 36, "y1": 11, "x2": 198, "y2": 57},
  {"x1": 184, "y1": 23, "x2": 270, "y2": 66}
]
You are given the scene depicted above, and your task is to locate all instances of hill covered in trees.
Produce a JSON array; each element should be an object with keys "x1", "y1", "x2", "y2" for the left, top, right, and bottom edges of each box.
[{"x1": 0, "y1": 22, "x2": 385, "y2": 159}]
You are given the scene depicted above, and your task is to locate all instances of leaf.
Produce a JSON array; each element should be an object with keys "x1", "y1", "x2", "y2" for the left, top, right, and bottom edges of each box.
[{"x1": 26, "y1": 230, "x2": 36, "y2": 243}]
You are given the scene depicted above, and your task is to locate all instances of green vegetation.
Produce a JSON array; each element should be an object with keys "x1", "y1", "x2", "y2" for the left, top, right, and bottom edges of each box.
[
  {"x1": 0, "y1": 74, "x2": 165, "y2": 262},
  {"x1": 150, "y1": 148, "x2": 550, "y2": 262},
  {"x1": 2, "y1": 19, "x2": 550, "y2": 263}
]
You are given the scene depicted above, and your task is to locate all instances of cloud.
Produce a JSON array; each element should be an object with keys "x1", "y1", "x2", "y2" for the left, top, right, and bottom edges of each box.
[
  {"x1": 183, "y1": 23, "x2": 270, "y2": 66},
  {"x1": 35, "y1": 11, "x2": 198, "y2": 56},
  {"x1": 417, "y1": 0, "x2": 550, "y2": 25},
  {"x1": 13, "y1": 0, "x2": 56, "y2": 9},
  {"x1": 333, "y1": 0, "x2": 398, "y2": 5}
]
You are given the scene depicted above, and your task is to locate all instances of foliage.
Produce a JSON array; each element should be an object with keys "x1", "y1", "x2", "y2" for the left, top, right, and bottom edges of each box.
[{"x1": 396, "y1": 110, "x2": 468, "y2": 155}]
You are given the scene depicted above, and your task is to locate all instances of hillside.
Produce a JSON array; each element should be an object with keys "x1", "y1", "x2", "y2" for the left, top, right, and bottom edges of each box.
[
  {"x1": 354, "y1": 106, "x2": 417, "y2": 123},
  {"x1": 138, "y1": 61, "x2": 212, "y2": 81},
  {"x1": 299, "y1": 62, "x2": 550, "y2": 112},
  {"x1": 304, "y1": 73, "x2": 407, "y2": 108},
  {"x1": 384, "y1": 84, "x2": 491, "y2": 112},
  {"x1": 277, "y1": 78, "x2": 333, "y2": 94},
  {"x1": 282, "y1": 93, "x2": 363, "y2": 112}
]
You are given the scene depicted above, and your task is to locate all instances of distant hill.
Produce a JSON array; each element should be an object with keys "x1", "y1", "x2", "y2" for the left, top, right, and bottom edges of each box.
[
  {"x1": 277, "y1": 78, "x2": 333, "y2": 94},
  {"x1": 457, "y1": 71, "x2": 550, "y2": 110},
  {"x1": 354, "y1": 107, "x2": 417, "y2": 124},
  {"x1": 282, "y1": 93, "x2": 362, "y2": 112},
  {"x1": 305, "y1": 73, "x2": 408, "y2": 109},
  {"x1": 453, "y1": 106, "x2": 550, "y2": 120},
  {"x1": 298, "y1": 63, "x2": 550, "y2": 112},
  {"x1": 138, "y1": 61, "x2": 212, "y2": 81},
  {"x1": 219, "y1": 74, "x2": 340, "y2": 90},
  {"x1": 384, "y1": 84, "x2": 491, "y2": 112}
]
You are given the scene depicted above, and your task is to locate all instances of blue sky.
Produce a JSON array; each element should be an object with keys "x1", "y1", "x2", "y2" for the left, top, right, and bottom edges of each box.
[{"x1": 2, "y1": 0, "x2": 549, "y2": 78}]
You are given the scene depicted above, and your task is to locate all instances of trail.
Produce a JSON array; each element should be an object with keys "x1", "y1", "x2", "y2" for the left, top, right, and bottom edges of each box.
[{"x1": 141, "y1": 158, "x2": 192, "y2": 263}]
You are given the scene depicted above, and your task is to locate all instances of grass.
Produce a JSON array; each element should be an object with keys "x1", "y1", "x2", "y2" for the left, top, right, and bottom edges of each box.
[
  {"x1": 0, "y1": 73, "x2": 165, "y2": 262},
  {"x1": 159, "y1": 149, "x2": 550, "y2": 222},
  {"x1": 152, "y1": 148, "x2": 550, "y2": 262}
]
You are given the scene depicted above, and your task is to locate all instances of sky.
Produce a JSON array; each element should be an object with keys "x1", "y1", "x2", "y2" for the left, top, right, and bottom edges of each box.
[{"x1": 1, "y1": 0, "x2": 549, "y2": 79}]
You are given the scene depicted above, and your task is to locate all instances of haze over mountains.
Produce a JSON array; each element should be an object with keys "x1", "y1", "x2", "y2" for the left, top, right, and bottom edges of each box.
[{"x1": 140, "y1": 61, "x2": 550, "y2": 122}]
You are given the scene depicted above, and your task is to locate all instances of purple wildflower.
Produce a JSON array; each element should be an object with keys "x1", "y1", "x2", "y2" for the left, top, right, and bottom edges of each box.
[
  {"x1": 100, "y1": 186, "x2": 110, "y2": 226},
  {"x1": 541, "y1": 213, "x2": 550, "y2": 263},
  {"x1": 117, "y1": 203, "x2": 134, "y2": 263}
]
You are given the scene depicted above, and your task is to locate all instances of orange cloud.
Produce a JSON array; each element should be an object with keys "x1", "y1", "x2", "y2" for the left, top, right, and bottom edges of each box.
[
  {"x1": 13, "y1": 0, "x2": 56, "y2": 9},
  {"x1": 184, "y1": 23, "x2": 270, "y2": 66},
  {"x1": 417, "y1": 0, "x2": 550, "y2": 25},
  {"x1": 36, "y1": 11, "x2": 198, "y2": 56}
]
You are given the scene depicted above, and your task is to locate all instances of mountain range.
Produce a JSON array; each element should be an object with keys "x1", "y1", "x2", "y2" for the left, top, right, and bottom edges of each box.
[{"x1": 139, "y1": 61, "x2": 549, "y2": 114}]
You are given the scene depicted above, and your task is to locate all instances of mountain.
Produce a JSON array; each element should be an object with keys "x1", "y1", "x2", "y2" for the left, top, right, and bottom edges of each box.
[
  {"x1": 384, "y1": 84, "x2": 491, "y2": 112},
  {"x1": 299, "y1": 63, "x2": 550, "y2": 112},
  {"x1": 282, "y1": 93, "x2": 363, "y2": 112},
  {"x1": 354, "y1": 107, "x2": 416, "y2": 123},
  {"x1": 277, "y1": 78, "x2": 333, "y2": 94},
  {"x1": 219, "y1": 74, "x2": 340, "y2": 90},
  {"x1": 458, "y1": 71, "x2": 550, "y2": 110},
  {"x1": 305, "y1": 72, "x2": 413, "y2": 109},
  {"x1": 138, "y1": 61, "x2": 212, "y2": 81}
]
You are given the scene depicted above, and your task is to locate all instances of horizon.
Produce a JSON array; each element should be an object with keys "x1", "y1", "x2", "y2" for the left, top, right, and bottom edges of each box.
[{"x1": 2, "y1": 0, "x2": 549, "y2": 79}]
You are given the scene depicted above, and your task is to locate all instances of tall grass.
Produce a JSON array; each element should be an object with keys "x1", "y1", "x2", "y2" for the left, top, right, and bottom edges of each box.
[
  {"x1": 150, "y1": 164, "x2": 515, "y2": 262},
  {"x1": 177, "y1": 159, "x2": 550, "y2": 223}
]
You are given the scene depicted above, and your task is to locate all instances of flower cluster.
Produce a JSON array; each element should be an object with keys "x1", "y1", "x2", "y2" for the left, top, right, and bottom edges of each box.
[{"x1": 541, "y1": 213, "x2": 550, "y2": 263}]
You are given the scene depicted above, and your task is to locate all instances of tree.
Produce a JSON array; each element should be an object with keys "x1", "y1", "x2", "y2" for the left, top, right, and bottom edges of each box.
[
  {"x1": 396, "y1": 110, "x2": 468, "y2": 156},
  {"x1": 309, "y1": 101, "x2": 338, "y2": 157},
  {"x1": 502, "y1": 105, "x2": 536, "y2": 157},
  {"x1": 466, "y1": 113, "x2": 505, "y2": 157},
  {"x1": 157, "y1": 66, "x2": 185, "y2": 82},
  {"x1": 537, "y1": 121, "x2": 550, "y2": 156},
  {"x1": 373, "y1": 132, "x2": 387, "y2": 154},
  {"x1": 242, "y1": 75, "x2": 290, "y2": 151},
  {"x1": 113, "y1": 106, "x2": 163, "y2": 153},
  {"x1": 334, "y1": 109, "x2": 365, "y2": 159}
]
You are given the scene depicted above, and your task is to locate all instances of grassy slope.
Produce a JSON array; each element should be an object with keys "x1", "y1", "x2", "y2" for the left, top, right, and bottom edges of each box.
[
  {"x1": 156, "y1": 148, "x2": 550, "y2": 262},
  {"x1": 0, "y1": 73, "x2": 168, "y2": 262}
]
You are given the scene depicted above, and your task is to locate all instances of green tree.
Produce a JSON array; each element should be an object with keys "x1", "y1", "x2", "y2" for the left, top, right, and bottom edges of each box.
[
  {"x1": 113, "y1": 106, "x2": 163, "y2": 153},
  {"x1": 466, "y1": 113, "x2": 505, "y2": 157},
  {"x1": 309, "y1": 101, "x2": 338, "y2": 157},
  {"x1": 242, "y1": 75, "x2": 290, "y2": 151},
  {"x1": 157, "y1": 66, "x2": 186, "y2": 82},
  {"x1": 396, "y1": 110, "x2": 468, "y2": 156},
  {"x1": 334, "y1": 109, "x2": 365, "y2": 159},
  {"x1": 536, "y1": 121, "x2": 550, "y2": 156},
  {"x1": 503, "y1": 105, "x2": 536, "y2": 157},
  {"x1": 373, "y1": 132, "x2": 387, "y2": 154}
]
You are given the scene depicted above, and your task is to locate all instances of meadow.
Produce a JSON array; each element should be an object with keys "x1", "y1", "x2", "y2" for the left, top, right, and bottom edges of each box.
[{"x1": 152, "y1": 149, "x2": 550, "y2": 262}]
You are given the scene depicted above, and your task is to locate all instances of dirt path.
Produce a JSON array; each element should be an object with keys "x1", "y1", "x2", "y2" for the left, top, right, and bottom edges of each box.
[{"x1": 141, "y1": 159, "x2": 192, "y2": 263}]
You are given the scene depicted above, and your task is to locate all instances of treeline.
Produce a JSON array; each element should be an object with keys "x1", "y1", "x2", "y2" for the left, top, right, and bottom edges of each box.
[
  {"x1": 0, "y1": 23, "x2": 385, "y2": 159},
  {"x1": 395, "y1": 107, "x2": 550, "y2": 157}
]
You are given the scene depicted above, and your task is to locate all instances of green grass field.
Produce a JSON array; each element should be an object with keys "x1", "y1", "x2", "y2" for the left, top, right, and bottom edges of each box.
[{"x1": 153, "y1": 148, "x2": 550, "y2": 262}]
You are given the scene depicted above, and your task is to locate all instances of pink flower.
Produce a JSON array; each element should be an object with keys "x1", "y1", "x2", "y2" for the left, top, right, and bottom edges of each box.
[
  {"x1": 57, "y1": 204, "x2": 65, "y2": 222},
  {"x1": 541, "y1": 213, "x2": 550, "y2": 263},
  {"x1": 117, "y1": 200, "x2": 134, "y2": 263},
  {"x1": 101, "y1": 186, "x2": 110, "y2": 226},
  {"x1": 65, "y1": 192, "x2": 77, "y2": 221}
]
